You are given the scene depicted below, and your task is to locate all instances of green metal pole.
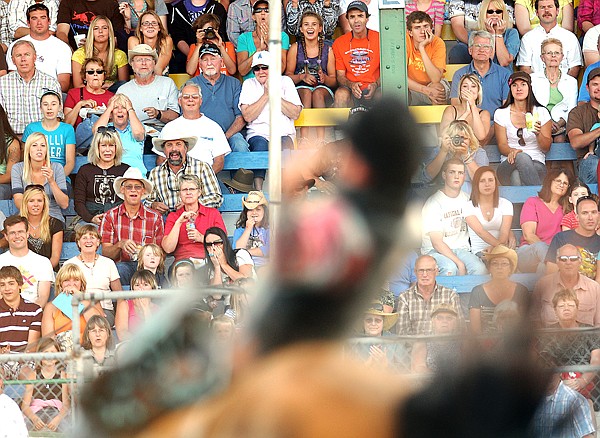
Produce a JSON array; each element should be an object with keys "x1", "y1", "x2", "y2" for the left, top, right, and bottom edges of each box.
[{"x1": 379, "y1": 7, "x2": 408, "y2": 105}]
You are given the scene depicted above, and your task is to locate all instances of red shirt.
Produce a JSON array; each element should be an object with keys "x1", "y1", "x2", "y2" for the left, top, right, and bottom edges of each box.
[
  {"x1": 164, "y1": 204, "x2": 226, "y2": 261},
  {"x1": 100, "y1": 203, "x2": 164, "y2": 262}
]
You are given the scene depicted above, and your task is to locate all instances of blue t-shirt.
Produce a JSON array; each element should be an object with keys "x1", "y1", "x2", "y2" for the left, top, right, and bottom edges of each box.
[
  {"x1": 578, "y1": 61, "x2": 600, "y2": 103},
  {"x1": 111, "y1": 122, "x2": 146, "y2": 176},
  {"x1": 190, "y1": 74, "x2": 242, "y2": 132},
  {"x1": 232, "y1": 225, "x2": 269, "y2": 267},
  {"x1": 23, "y1": 122, "x2": 75, "y2": 168},
  {"x1": 236, "y1": 31, "x2": 290, "y2": 80}
]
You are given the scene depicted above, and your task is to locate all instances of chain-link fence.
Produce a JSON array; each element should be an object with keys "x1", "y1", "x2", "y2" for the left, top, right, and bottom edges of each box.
[{"x1": 1, "y1": 350, "x2": 75, "y2": 435}]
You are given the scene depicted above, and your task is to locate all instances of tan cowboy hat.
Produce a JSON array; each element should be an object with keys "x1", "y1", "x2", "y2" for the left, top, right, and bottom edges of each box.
[
  {"x1": 364, "y1": 302, "x2": 399, "y2": 332},
  {"x1": 242, "y1": 191, "x2": 268, "y2": 210},
  {"x1": 128, "y1": 44, "x2": 158, "y2": 64},
  {"x1": 222, "y1": 169, "x2": 255, "y2": 193},
  {"x1": 152, "y1": 134, "x2": 197, "y2": 154},
  {"x1": 114, "y1": 167, "x2": 153, "y2": 200},
  {"x1": 483, "y1": 245, "x2": 518, "y2": 273}
]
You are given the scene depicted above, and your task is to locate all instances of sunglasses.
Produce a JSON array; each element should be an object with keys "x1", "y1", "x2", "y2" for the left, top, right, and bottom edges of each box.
[
  {"x1": 252, "y1": 65, "x2": 269, "y2": 72},
  {"x1": 487, "y1": 9, "x2": 503, "y2": 14},
  {"x1": 557, "y1": 255, "x2": 581, "y2": 262},
  {"x1": 97, "y1": 126, "x2": 117, "y2": 134},
  {"x1": 516, "y1": 127, "x2": 525, "y2": 147},
  {"x1": 253, "y1": 7, "x2": 269, "y2": 12},
  {"x1": 206, "y1": 240, "x2": 224, "y2": 246},
  {"x1": 86, "y1": 69, "x2": 105, "y2": 75}
]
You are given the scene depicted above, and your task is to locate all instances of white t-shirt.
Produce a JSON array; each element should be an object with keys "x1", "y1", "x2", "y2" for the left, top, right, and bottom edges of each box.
[
  {"x1": 494, "y1": 105, "x2": 551, "y2": 164},
  {"x1": 339, "y1": 0, "x2": 379, "y2": 31},
  {"x1": 583, "y1": 24, "x2": 600, "y2": 56},
  {"x1": 463, "y1": 197, "x2": 514, "y2": 254},
  {"x1": 152, "y1": 115, "x2": 231, "y2": 165},
  {"x1": 65, "y1": 255, "x2": 120, "y2": 310},
  {"x1": 516, "y1": 25, "x2": 582, "y2": 75},
  {"x1": 0, "y1": 250, "x2": 54, "y2": 303},
  {"x1": 119, "y1": 76, "x2": 180, "y2": 124},
  {"x1": 421, "y1": 190, "x2": 470, "y2": 254},
  {"x1": 239, "y1": 76, "x2": 302, "y2": 140},
  {"x1": 6, "y1": 35, "x2": 72, "y2": 78}
]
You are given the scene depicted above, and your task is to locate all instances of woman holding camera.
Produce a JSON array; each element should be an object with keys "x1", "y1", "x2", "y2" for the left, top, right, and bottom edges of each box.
[
  {"x1": 422, "y1": 120, "x2": 489, "y2": 192},
  {"x1": 495, "y1": 71, "x2": 552, "y2": 186},
  {"x1": 186, "y1": 14, "x2": 236, "y2": 77}
]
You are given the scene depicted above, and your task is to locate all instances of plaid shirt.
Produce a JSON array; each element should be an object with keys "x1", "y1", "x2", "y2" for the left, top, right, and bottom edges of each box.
[
  {"x1": 396, "y1": 283, "x2": 464, "y2": 335},
  {"x1": 0, "y1": 1, "x2": 11, "y2": 48},
  {"x1": 99, "y1": 203, "x2": 164, "y2": 262},
  {"x1": 0, "y1": 69, "x2": 60, "y2": 134},
  {"x1": 145, "y1": 156, "x2": 223, "y2": 211},
  {"x1": 531, "y1": 381, "x2": 596, "y2": 437}
]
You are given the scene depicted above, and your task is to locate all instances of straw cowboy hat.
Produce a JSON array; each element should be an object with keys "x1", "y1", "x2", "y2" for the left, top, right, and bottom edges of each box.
[
  {"x1": 152, "y1": 132, "x2": 197, "y2": 154},
  {"x1": 483, "y1": 245, "x2": 518, "y2": 273},
  {"x1": 222, "y1": 169, "x2": 255, "y2": 193},
  {"x1": 364, "y1": 302, "x2": 399, "y2": 332},
  {"x1": 242, "y1": 191, "x2": 268, "y2": 210},
  {"x1": 114, "y1": 167, "x2": 153, "y2": 200},
  {"x1": 128, "y1": 43, "x2": 158, "y2": 64}
]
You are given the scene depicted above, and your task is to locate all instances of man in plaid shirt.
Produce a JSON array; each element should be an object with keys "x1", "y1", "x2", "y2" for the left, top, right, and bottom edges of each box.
[{"x1": 100, "y1": 168, "x2": 164, "y2": 287}]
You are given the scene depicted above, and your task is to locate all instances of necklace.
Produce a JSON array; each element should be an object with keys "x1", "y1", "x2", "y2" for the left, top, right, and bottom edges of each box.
[
  {"x1": 79, "y1": 254, "x2": 98, "y2": 275},
  {"x1": 545, "y1": 68, "x2": 561, "y2": 85},
  {"x1": 29, "y1": 222, "x2": 40, "y2": 230}
]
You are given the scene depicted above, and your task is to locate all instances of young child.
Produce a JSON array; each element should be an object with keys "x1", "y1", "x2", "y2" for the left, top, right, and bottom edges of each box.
[
  {"x1": 115, "y1": 270, "x2": 158, "y2": 341},
  {"x1": 136, "y1": 244, "x2": 169, "y2": 289},
  {"x1": 233, "y1": 191, "x2": 270, "y2": 268},
  {"x1": 171, "y1": 259, "x2": 196, "y2": 289},
  {"x1": 560, "y1": 181, "x2": 592, "y2": 231},
  {"x1": 22, "y1": 91, "x2": 76, "y2": 187}
]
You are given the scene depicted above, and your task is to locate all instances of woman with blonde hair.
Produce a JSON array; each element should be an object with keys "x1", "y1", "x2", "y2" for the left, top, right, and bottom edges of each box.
[
  {"x1": 127, "y1": 11, "x2": 173, "y2": 75},
  {"x1": 476, "y1": 0, "x2": 520, "y2": 70},
  {"x1": 422, "y1": 120, "x2": 489, "y2": 192},
  {"x1": 73, "y1": 128, "x2": 129, "y2": 226},
  {"x1": 42, "y1": 264, "x2": 102, "y2": 351},
  {"x1": 440, "y1": 74, "x2": 491, "y2": 142},
  {"x1": 20, "y1": 185, "x2": 64, "y2": 269},
  {"x1": 531, "y1": 38, "x2": 577, "y2": 143},
  {"x1": 11, "y1": 133, "x2": 69, "y2": 224},
  {"x1": 71, "y1": 16, "x2": 129, "y2": 90},
  {"x1": 119, "y1": 0, "x2": 168, "y2": 34}
]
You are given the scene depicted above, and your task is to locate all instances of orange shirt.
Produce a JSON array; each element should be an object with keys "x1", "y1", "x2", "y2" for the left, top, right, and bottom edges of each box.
[
  {"x1": 406, "y1": 34, "x2": 446, "y2": 85},
  {"x1": 332, "y1": 30, "x2": 380, "y2": 90},
  {"x1": 187, "y1": 42, "x2": 236, "y2": 77}
]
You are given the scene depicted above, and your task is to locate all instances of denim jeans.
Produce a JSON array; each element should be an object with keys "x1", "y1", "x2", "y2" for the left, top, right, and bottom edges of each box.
[
  {"x1": 497, "y1": 154, "x2": 546, "y2": 186},
  {"x1": 116, "y1": 261, "x2": 138, "y2": 289},
  {"x1": 247, "y1": 135, "x2": 294, "y2": 179},
  {"x1": 228, "y1": 132, "x2": 250, "y2": 152},
  {"x1": 428, "y1": 249, "x2": 487, "y2": 276},
  {"x1": 517, "y1": 241, "x2": 549, "y2": 274},
  {"x1": 578, "y1": 155, "x2": 598, "y2": 184},
  {"x1": 448, "y1": 42, "x2": 473, "y2": 64}
]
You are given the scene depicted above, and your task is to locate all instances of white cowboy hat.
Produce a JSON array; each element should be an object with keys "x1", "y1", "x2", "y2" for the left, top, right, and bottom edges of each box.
[{"x1": 114, "y1": 167, "x2": 153, "y2": 200}]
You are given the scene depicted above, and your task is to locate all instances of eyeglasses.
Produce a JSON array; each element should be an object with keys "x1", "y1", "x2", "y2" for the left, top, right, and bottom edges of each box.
[
  {"x1": 181, "y1": 93, "x2": 200, "y2": 100},
  {"x1": 253, "y1": 7, "x2": 269, "y2": 13},
  {"x1": 365, "y1": 317, "x2": 383, "y2": 324},
  {"x1": 557, "y1": 255, "x2": 581, "y2": 262},
  {"x1": 141, "y1": 21, "x2": 159, "y2": 27},
  {"x1": 516, "y1": 127, "x2": 525, "y2": 146},
  {"x1": 86, "y1": 69, "x2": 105, "y2": 75},
  {"x1": 97, "y1": 126, "x2": 117, "y2": 134},
  {"x1": 252, "y1": 65, "x2": 269, "y2": 72},
  {"x1": 486, "y1": 9, "x2": 503, "y2": 14},
  {"x1": 180, "y1": 187, "x2": 199, "y2": 193},
  {"x1": 472, "y1": 43, "x2": 492, "y2": 50},
  {"x1": 206, "y1": 240, "x2": 224, "y2": 246},
  {"x1": 543, "y1": 51, "x2": 562, "y2": 57},
  {"x1": 133, "y1": 57, "x2": 154, "y2": 64},
  {"x1": 416, "y1": 268, "x2": 436, "y2": 275},
  {"x1": 123, "y1": 184, "x2": 144, "y2": 191},
  {"x1": 553, "y1": 178, "x2": 569, "y2": 187}
]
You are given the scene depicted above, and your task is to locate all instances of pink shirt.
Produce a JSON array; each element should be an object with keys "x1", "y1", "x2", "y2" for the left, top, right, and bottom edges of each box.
[
  {"x1": 560, "y1": 210, "x2": 579, "y2": 230},
  {"x1": 405, "y1": 0, "x2": 445, "y2": 29},
  {"x1": 520, "y1": 196, "x2": 563, "y2": 245}
]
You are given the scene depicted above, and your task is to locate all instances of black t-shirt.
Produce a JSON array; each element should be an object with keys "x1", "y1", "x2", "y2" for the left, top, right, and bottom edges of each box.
[{"x1": 545, "y1": 229, "x2": 600, "y2": 278}]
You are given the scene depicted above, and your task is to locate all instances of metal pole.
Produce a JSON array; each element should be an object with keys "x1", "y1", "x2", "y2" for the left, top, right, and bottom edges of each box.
[
  {"x1": 267, "y1": 0, "x2": 282, "y2": 262},
  {"x1": 379, "y1": 0, "x2": 408, "y2": 103}
]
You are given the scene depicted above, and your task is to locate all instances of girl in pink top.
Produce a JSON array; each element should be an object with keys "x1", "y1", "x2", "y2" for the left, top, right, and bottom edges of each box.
[
  {"x1": 517, "y1": 167, "x2": 573, "y2": 273},
  {"x1": 404, "y1": 0, "x2": 445, "y2": 36}
]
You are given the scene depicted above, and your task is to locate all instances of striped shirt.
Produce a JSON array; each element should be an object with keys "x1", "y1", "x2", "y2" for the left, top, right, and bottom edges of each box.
[
  {"x1": 99, "y1": 203, "x2": 164, "y2": 262},
  {"x1": 145, "y1": 156, "x2": 223, "y2": 212},
  {"x1": 0, "y1": 298, "x2": 42, "y2": 352},
  {"x1": 397, "y1": 283, "x2": 464, "y2": 335}
]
